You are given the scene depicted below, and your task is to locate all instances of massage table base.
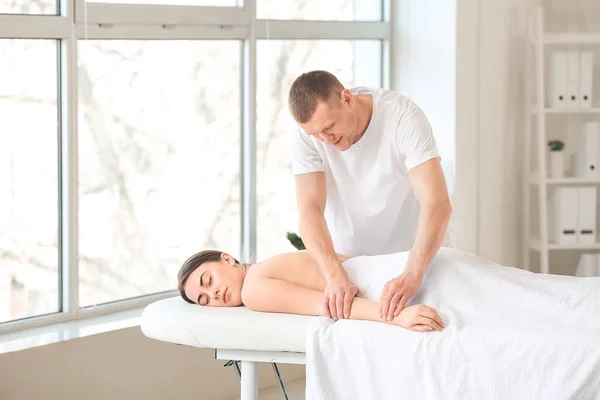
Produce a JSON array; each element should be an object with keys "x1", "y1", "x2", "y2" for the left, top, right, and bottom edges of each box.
[{"x1": 215, "y1": 349, "x2": 306, "y2": 400}]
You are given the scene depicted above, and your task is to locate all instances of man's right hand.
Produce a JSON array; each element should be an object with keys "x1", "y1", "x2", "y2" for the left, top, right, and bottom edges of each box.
[{"x1": 323, "y1": 270, "x2": 359, "y2": 320}]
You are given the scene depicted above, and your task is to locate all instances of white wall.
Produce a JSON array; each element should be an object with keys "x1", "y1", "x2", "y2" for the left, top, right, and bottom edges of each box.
[
  {"x1": 457, "y1": 0, "x2": 540, "y2": 266},
  {"x1": 0, "y1": 327, "x2": 304, "y2": 400},
  {"x1": 476, "y1": 0, "x2": 539, "y2": 267},
  {"x1": 455, "y1": 0, "x2": 480, "y2": 255},
  {"x1": 394, "y1": 0, "x2": 543, "y2": 266},
  {"x1": 392, "y1": 0, "x2": 456, "y2": 180},
  {"x1": 391, "y1": 0, "x2": 476, "y2": 251}
]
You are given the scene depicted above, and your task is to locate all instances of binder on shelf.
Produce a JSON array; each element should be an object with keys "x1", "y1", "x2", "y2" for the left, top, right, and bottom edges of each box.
[
  {"x1": 577, "y1": 122, "x2": 599, "y2": 179},
  {"x1": 575, "y1": 254, "x2": 598, "y2": 277},
  {"x1": 579, "y1": 52, "x2": 594, "y2": 108},
  {"x1": 552, "y1": 187, "x2": 578, "y2": 245},
  {"x1": 549, "y1": 52, "x2": 567, "y2": 108},
  {"x1": 577, "y1": 187, "x2": 597, "y2": 244},
  {"x1": 566, "y1": 51, "x2": 580, "y2": 108}
]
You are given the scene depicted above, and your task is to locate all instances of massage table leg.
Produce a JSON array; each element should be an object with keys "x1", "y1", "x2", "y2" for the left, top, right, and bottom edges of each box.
[
  {"x1": 241, "y1": 360, "x2": 258, "y2": 400},
  {"x1": 271, "y1": 363, "x2": 289, "y2": 400},
  {"x1": 233, "y1": 361, "x2": 241, "y2": 380},
  {"x1": 217, "y1": 349, "x2": 306, "y2": 400},
  {"x1": 225, "y1": 360, "x2": 289, "y2": 399}
]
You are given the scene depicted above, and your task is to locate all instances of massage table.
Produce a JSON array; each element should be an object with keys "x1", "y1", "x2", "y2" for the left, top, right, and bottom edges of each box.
[
  {"x1": 141, "y1": 254, "x2": 600, "y2": 400},
  {"x1": 141, "y1": 296, "x2": 312, "y2": 400}
]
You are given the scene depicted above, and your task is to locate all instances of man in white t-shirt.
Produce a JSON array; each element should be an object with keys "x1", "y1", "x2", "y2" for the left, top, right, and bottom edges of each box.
[{"x1": 288, "y1": 70, "x2": 454, "y2": 324}]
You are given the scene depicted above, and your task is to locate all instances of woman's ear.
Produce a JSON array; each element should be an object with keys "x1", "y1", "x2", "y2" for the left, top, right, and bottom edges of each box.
[{"x1": 221, "y1": 252, "x2": 236, "y2": 265}]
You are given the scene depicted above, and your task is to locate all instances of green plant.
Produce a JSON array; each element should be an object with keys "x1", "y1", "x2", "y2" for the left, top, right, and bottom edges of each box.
[
  {"x1": 286, "y1": 232, "x2": 305, "y2": 250},
  {"x1": 548, "y1": 140, "x2": 564, "y2": 151}
]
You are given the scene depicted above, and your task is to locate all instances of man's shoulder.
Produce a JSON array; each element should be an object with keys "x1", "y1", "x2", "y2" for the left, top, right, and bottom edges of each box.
[
  {"x1": 359, "y1": 88, "x2": 420, "y2": 135},
  {"x1": 376, "y1": 88, "x2": 418, "y2": 113},
  {"x1": 349, "y1": 86, "x2": 414, "y2": 108}
]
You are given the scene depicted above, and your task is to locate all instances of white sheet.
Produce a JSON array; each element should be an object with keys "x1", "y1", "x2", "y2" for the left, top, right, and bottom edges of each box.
[
  {"x1": 141, "y1": 296, "x2": 313, "y2": 352},
  {"x1": 306, "y1": 247, "x2": 600, "y2": 399}
]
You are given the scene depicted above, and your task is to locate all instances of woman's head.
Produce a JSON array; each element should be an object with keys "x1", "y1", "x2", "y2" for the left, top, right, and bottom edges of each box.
[{"x1": 178, "y1": 250, "x2": 246, "y2": 307}]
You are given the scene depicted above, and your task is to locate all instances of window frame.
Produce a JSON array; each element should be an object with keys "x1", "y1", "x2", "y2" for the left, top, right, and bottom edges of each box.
[{"x1": 0, "y1": 0, "x2": 392, "y2": 335}]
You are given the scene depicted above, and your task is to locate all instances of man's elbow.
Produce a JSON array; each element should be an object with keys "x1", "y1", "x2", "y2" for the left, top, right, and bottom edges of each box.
[
  {"x1": 443, "y1": 199, "x2": 453, "y2": 219},
  {"x1": 297, "y1": 203, "x2": 324, "y2": 230},
  {"x1": 440, "y1": 199, "x2": 453, "y2": 223},
  {"x1": 427, "y1": 197, "x2": 452, "y2": 220},
  {"x1": 298, "y1": 202, "x2": 324, "y2": 219}
]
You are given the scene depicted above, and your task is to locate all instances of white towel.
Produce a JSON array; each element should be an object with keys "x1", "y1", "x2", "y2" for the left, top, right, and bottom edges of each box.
[{"x1": 305, "y1": 247, "x2": 600, "y2": 399}]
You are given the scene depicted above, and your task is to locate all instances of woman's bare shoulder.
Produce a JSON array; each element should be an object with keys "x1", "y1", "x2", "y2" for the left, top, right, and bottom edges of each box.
[
  {"x1": 247, "y1": 251, "x2": 350, "y2": 288},
  {"x1": 250, "y1": 251, "x2": 313, "y2": 272},
  {"x1": 253, "y1": 251, "x2": 350, "y2": 269}
]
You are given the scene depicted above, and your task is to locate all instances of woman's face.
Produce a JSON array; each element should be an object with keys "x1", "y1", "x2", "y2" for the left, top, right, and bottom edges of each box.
[{"x1": 183, "y1": 253, "x2": 245, "y2": 307}]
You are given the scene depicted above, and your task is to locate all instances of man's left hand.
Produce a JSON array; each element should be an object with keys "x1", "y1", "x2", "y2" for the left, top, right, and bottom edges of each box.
[{"x1": 379, "y1": 270, "x2": 424, "y2": 321}]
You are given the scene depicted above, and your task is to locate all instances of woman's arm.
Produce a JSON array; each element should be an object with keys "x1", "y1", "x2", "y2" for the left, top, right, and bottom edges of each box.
[{"x1": 241, "y1": 274, "x2": 444, "y2": 331}]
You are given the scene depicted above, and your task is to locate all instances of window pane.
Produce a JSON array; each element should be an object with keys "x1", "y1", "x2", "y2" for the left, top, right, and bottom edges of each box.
[
  {"x1": 78, "y1": 40, "x2": 241, "y2": 307},
  {"x1": 0, "y1": 40, "x2": 59, "y2": 323},
  {"x1": 258, "y1": 0, "x2": 382, "y2": 21},
  {"x1": 0, "y1": 0, "x2": 57, "y2": 14},
  {"x1": 256, "y1": 40, "x2": 382, "y2": 260},
  {"x1": 86, "y1": 0, "x2": 236, "y2": 5}
]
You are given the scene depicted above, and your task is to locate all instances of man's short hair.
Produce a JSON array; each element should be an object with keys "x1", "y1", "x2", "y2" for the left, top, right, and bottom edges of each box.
[{"x1": 288, "y1": 70, "x2": 345, "y2": 123}]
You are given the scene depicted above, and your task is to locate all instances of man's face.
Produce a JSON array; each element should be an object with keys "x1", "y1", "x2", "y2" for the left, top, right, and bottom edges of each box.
[{"x1": 300, "y1": 93, "x2": 358, "y2": 151}]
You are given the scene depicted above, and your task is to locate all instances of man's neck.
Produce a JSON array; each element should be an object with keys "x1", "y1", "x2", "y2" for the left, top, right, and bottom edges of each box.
[{"x1": 353, "y1": 94, "x2": 374, "y2": 144}]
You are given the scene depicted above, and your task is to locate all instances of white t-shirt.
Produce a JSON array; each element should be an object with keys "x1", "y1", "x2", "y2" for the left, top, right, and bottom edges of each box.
[{"x1": 291, "y1": 87, "x2": 455, "y2": 257}]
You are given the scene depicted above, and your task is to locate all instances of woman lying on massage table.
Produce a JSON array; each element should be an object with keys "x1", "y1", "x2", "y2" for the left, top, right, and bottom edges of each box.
[
  {"x1": 178, "y1": 246, "x2": 600, "y2": 335},
  {"x1": 177, "y1": 248, "x2": 446, "y2": 333}
]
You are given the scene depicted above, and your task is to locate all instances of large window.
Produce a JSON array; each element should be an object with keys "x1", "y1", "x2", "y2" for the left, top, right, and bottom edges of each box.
[
  {"x1": 87, "y1": 0, "x2": 236, "y2": 5},
  {"x1": 0, "y1": 0, "x2": 388, "y2": 331},
  {"x1": 0, "y1": 40, "x2": 59, "y2": 323},
  {"x1": 0, "y1": 0, "x2": 57, "y2": 14},
  {"x1": 77, "y1": 40, "x2": 241, "y2": 306},
  {"x1": 256, "y1": 40, "x2": 382, "y2": 260},
  {"x1": 257, "y1": 0, "x2": 382, "y2": 21}
]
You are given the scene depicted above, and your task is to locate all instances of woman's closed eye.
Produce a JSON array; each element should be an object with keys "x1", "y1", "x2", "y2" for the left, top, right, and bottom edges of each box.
[{"x1": 197, "y1": 273, "x2": 212, "y2": 306}]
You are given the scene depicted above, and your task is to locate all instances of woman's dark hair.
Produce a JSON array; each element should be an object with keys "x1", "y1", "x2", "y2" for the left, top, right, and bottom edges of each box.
[{"x1": 177, "y1": 250, "x2": 240, "y2": 304}]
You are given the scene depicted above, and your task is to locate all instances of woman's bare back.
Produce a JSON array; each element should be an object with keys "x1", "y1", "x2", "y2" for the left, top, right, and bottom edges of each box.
[
  {"x1": 248, "y1": 250, "x2": 351, "y2": 291},
  {"x1": 241, "y1": 250, "x2": 444, "y2": 332}
]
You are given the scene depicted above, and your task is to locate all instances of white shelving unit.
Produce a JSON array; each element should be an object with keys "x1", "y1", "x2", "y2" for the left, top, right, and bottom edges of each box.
[
  {"x1": 524, "y1": 7, "x2": 600, "y2": 274},
  {"x1": 544, "y1": 33, "x2": 600, "y2": 45},
  {"x1": 531, "y1": 107, "x2": 600, "y2": 114}
]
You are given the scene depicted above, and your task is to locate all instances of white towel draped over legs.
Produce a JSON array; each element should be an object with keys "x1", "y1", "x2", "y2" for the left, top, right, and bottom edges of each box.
[{"x1": 305, "y1": 248, "x2": 600, "y2": 400}]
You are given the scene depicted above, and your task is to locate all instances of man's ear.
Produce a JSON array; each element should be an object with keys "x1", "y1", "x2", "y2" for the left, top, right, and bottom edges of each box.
[{"x1": 341, "y1": 88, "x2": 353, "y2": 106}]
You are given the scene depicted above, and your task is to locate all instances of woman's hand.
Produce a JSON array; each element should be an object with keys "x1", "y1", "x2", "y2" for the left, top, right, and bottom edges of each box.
[{"x1": 392, "y1": 304, "x2": 445, "y2": 332}]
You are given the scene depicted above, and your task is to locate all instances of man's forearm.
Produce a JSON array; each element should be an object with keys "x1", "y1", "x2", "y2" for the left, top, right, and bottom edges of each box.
[
  {"x1": 299, "y1": 207, "x2": 343, "y2": 281},
  {"x1": 406, "y1": 200, "x2": 452, "y2": 275}
]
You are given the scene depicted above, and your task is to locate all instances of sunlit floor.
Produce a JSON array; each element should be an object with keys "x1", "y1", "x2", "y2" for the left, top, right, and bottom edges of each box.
[{"x1": 225, "y1": 378, "x2": 305, "y2": 400}]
